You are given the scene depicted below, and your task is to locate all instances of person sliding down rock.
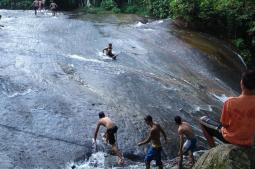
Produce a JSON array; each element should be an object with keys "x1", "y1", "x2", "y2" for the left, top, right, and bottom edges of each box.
[
  {"x1": 93, "y1": 111, "x2": 124, "y2": 164},
  {"x1": 103, "y1": 43, "x2": 117, "y2": 60}
]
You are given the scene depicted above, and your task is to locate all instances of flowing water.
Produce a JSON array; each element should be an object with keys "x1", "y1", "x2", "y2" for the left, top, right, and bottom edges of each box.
[{"x1": 0, "y1": 10, "x2": 245, "y2": 169}]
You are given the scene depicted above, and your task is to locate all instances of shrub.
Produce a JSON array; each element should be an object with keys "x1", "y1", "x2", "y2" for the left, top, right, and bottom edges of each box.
[
  {"x1": 112, "y1": 7, "x2": 121, "y2": 13},
  {"x1": 101, "y1": 0, "x2": 117, "y2": 10}
]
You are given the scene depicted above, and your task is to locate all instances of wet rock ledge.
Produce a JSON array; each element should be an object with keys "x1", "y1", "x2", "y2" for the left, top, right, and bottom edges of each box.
[{"x1": 192, "y1": 144, "x2": 255, "y2": 169}]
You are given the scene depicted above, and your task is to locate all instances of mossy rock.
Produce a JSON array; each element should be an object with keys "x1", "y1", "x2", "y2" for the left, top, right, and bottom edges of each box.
[{"x1": 192, "y1": 144, "x2": 255, "y2": 169}]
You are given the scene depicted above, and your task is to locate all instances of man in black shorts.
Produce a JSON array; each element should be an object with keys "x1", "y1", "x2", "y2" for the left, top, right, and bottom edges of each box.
[{"x1": 93, "y1": 112, "x2": 124, "y2": 164}]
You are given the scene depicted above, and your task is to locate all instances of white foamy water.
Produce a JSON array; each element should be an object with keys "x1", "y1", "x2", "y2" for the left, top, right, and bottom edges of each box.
[
  {"x1": 195, "y1": 105, "x2": 213, "y2": 112},
  {"x1": 68, "y1": 54, "x2": 103, "y2": 63},
  {"x1": 134, "y1": 22, "x2": 145, "y2": 28},
  {"x1": 65, "y1": 152, "x2": 143, "y2": 169},
  {"x1": 212, "y1": 93, "x2": 228, "y2": 102},
  {"x1": 3, "y1": 88, "x2": 32, "y2": 98}
]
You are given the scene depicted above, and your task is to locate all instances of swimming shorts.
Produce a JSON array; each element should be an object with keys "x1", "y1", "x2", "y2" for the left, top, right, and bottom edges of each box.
[
  {"x1": 183, "y1": 138, "x2": 197, "y2": 154},
  {"x1": 200, "y1": 116, "x2": 228, "y2": 143},
  {"x1": 106, "y1": 126, "x2": 118, "y2": 145},
  {"x1": 144, "y1": 146, "x2": 162, "y2": 166}
]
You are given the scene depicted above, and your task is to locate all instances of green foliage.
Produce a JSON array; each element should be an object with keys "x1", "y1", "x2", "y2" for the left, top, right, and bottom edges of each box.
[
  {"x1": 170, "y1": 0, "x2": 197, "y2": 21},
  {"x1": 123, "y1": 5, "x2": 137, "y2": 13},
  {"x1": 150, "y1": 0, "x2": 169, "y2": 18},
  {"x1": 112, "y1": 6, "x2": 121, "y2": 13},
  {"x1": 101, "y1": 0, "x2": 117, "y2": 10}
]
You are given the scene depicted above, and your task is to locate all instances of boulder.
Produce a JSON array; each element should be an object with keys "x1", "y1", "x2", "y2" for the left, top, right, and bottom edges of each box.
[{"x1": 192, "y1": 144, "x2": 255, "y2": 169}]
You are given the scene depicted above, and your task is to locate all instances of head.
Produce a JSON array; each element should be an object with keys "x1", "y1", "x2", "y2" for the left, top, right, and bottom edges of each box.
[
  {"x1": 241, "y1": 70, "x2": 255, "y2": 91},
  {"x1": 108, "y1": 43, "x2": 112, "y2": 47},
  {"x1": 144, "y1": 115, "x2": 153, "y2": 125},
  {"x1": 99, "y1": 111, "x2": 105, "y2": 119},
  {"x1": 174, "y1": 116, "x2": 182, "y2": 125}
]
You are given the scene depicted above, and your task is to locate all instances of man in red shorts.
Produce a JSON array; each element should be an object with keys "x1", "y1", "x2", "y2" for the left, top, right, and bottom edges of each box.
[{"x1": 199, "y1": 70, "x2": 255, "y2": 147}]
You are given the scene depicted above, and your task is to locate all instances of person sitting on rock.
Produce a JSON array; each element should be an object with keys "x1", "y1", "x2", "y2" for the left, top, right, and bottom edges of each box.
[
  {"x1": 199, "y1": 69, "x2": 255, "y2": 147},
  {"x1": 175, "y1": 116, "x2": 197, "y2": 169}
]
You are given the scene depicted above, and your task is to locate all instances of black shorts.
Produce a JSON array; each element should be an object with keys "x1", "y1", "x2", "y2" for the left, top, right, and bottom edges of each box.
[
  {"x1": 200, "y1": 116, "x2": 229, "y2": 143},
  {"x1": 106, "y1": 126, "x2": 118, "y2": 145}
]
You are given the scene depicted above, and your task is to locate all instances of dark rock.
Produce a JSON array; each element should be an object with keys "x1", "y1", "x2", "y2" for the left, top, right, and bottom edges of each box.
[{"x1": 192, "y1": 144, "x2": 255, "y2": 169}]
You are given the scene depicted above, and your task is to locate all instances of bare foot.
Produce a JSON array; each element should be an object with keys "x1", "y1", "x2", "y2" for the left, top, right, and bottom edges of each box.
[{"x1": 117, "y1": 156, "x2": 124, "y2": 165}]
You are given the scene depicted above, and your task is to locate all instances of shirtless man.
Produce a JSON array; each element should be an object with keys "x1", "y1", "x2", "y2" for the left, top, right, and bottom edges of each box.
[
  {"x1": 175, "y1": 116, "x2": 196, "y2": 169},
  {"x1": 103, "y1": 43, "x2": 117, "y2": 60},
  {"x1": 93, "y1": 112, "x2": 124, "y2": 164},
  {"x1": 50, "y1": 1, "x2": 58, "y2": 16},
  {"x1": 32, "y1": 0, "x2": 39, "y2": 15},
  {"x1": 138, "y1": 115, "x2": 167, "y2": 169}
]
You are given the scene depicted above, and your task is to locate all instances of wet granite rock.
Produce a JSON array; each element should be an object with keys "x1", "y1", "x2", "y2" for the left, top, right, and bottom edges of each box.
[{"x1": 192, "y1": 144, "x2": 255, "y2": 169}]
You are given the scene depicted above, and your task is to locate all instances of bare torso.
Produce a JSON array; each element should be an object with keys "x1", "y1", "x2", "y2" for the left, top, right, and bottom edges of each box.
[
  {"x1": 99, "y1": 117, "x2": 115, "y2": 129},
  {"x1": 178, "y1": 122, "x2": 195, "y2": 139},
  {"x1": 150, "y1": 123, "x2": 162, "y2": 148}
]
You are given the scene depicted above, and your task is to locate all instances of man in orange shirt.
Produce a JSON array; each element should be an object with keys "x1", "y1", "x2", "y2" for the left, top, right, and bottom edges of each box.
[{"x1": 199, "y1": 70, "x2": 255, "y2": 147}]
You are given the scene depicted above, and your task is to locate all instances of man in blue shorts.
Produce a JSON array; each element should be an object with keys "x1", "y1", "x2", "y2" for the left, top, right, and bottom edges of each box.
[
  {"x1": 175, "y1": 116, "x2": 197, "y2": 169},
  {"x1": 138, "y1": 115, "x2": 167, "y2": 169}
]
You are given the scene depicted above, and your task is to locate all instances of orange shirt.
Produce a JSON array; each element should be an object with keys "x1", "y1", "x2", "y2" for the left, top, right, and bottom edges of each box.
[{"x1": 221, "y1": 95, "x2": 255, "y2": 146}]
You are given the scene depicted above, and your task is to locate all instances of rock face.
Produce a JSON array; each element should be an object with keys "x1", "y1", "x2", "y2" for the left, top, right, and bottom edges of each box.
[{"x1": 192, "y1": 144, "x2": 255, "y2": 169}]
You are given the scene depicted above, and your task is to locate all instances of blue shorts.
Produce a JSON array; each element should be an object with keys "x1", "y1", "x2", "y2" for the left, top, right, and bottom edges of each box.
[
  {"x1": 183, "y1": 138, "x2": 197, "y2": 154},
  {"x1": 144, "y1": 146, "x2": 162, "y2": 166}
]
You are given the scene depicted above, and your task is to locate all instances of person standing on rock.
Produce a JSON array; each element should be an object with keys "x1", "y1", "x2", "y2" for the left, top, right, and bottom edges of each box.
[
  {"x1": 93, "y1": 111, "x2": 124, "y2": 164},
  {"x1": 175, "y1": 116, "x2": 196, "y2": 169},
  {"x1": 31, "y1": 0, "x2": 39, "y2": 15},
  {"x1": 199, "y1": 69, "x2": 255, "y2": 147},
  {"x1": 138, "y1": 115, "x2": 167, "y2": 169},
  {"x1": 49, "y1": 1, "x2": 58, "y2": 16}
]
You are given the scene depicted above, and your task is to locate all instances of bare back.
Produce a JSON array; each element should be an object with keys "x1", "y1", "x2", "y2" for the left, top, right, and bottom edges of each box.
[
  {"x1": 99, "y1": 117, "x2": 115, "y2": 129},
  {"x1": 178, "y1": 122, "x2": 195, "y2": 139}
]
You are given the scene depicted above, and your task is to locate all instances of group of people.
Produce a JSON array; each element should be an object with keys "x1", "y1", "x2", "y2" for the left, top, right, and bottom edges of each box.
[
  {"x1": 93, "y1": 70, "x2": 255, "y2": 169},
  {"x1": 32, "y1": 0, "x2": 58, "y2": 16}
]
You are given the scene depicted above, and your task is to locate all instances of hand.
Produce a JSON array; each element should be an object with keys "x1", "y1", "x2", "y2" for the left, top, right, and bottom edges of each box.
[{"x1": 92, "y1": 138, "x2": 96, "y2": 144}]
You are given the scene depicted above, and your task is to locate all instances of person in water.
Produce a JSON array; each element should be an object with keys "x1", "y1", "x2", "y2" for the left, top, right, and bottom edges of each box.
[
  {"x1": 93, "y1": 112, "x2": 124, "y2": 164},
  {"x1": 199, "y1": 69, "x2": 255, "y2": 147},
  {"x1": 175, "y1": 116, "x2": 196, "y2": 169},
  {"x1": 49, "y1": 1, "x2": 58, "y2": 16},
  {"x1": 138, "y1": 115, "x2": 167, "y2": 169},
  {"x1": 103, "y1": 43, "x2": 117, "y2": 60},
  {"x1": 32, "y1": 0, "x2": 39, "y2": 15}
]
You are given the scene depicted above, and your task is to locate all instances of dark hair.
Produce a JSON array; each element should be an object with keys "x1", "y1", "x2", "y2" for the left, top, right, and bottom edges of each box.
[
  {"x1": 99, "y1": 111, "x2": 105, "y2": 118},
  {"x1": 174, "y1": 116, "x2": 182, "y2": 125},
  {"x1": 109, "y1": 43, "x2": 112, "y2": 46},
  {"x1": 242, "y1": 70, "x2": 255, "y2": 90},
  {"x1": 144, "y1": 115, "x2": 153, "y2": 122}
]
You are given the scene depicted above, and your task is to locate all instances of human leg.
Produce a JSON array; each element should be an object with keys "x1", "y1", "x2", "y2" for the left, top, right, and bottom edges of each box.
[
  {"x1": 112, "y1": 144, "x2": 124, "y2": 164},
  {"x1": 188, "y1": 150, "x2": 194, "y2": 166}
]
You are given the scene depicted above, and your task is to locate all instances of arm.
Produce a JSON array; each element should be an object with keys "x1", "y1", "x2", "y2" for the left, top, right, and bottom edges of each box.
[
  {"x1": 221, "y1": 100, "x2": 230, "y2": 128},
  {"x1": 93, "y1": 122, "x2": 101, "y2": 143},
  {"x1": 102, "y1": 48, "x2": 108, "y2": 53},
  {"x1": 159, "y1": 125, "x2": 167, "y2": 141},
  {"x1": 138, "y1": 131, "x2": 152, "y2": 146}
]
